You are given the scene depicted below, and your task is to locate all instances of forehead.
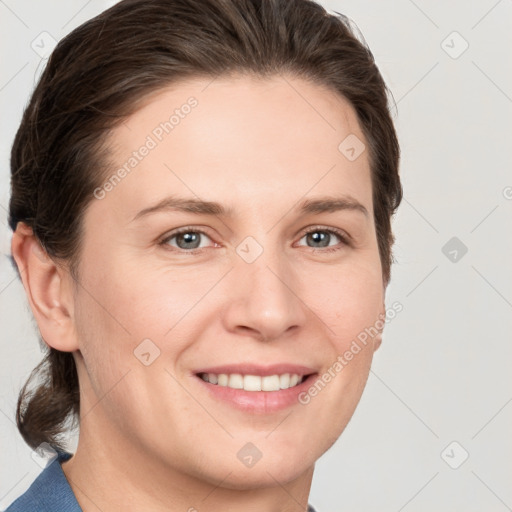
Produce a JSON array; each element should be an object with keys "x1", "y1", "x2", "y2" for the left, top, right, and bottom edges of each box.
[{"x1": 95, "y1": 74, "x2": 373, "y2": 222}]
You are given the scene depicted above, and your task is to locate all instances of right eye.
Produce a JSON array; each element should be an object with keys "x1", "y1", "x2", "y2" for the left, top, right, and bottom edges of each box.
[{"x1": 159, "y1": 227, "x2": 218, "y2": 254}]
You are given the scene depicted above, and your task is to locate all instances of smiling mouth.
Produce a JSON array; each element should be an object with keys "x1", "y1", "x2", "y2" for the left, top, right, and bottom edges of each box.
[{"x1": 196, "y1": 372, "x2": 315, "y2": 392}]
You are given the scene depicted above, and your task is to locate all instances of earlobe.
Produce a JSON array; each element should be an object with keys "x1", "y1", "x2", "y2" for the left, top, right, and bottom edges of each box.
[
  {"x1": 11, "y1": 222, "x2": 79, "y2": 352},
  {"x1": 373, "y1": 302, "x2": 386, "y2": 353},
  {"x1": 373, "y1": 332, "x2": 382, "y2": 352}
]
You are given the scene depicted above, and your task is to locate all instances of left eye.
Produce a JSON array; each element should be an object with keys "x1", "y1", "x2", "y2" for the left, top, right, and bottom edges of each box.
[{"x1": 297, "y1": 228, "x2": 349, "y2": 251}]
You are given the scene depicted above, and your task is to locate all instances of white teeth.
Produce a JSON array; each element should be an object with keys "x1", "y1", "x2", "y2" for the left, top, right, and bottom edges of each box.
[
  {"x1": 217, "y1": 374, "x2": 229, "y2": 386},
  {"x1": 261, "y1": 375, "x2": 280, "y2": 391},
  {"x1": 202, "y1": 372, "x2": 305, "y2": 391},
  {"x1": 244, "y1": 375, "x2": 261, "y2": 391},
  {"x1": 279, "y1": 373, "x2": 290, "y2": 389},
  {"x1": 228, "y1": 373, "x2": 244, "y2": 389}
]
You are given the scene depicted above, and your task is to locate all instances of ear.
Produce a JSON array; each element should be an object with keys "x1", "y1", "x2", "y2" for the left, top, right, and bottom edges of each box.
[
  {"x1": 11, "y1": 222, "x2": 78, "y2": 352},
  {"x1": 373, "y1": 300, "x2": 386, "y2": 353}
]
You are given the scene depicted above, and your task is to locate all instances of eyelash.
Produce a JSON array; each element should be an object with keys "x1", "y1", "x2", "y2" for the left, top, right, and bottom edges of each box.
[{"x1": 158, "y1": 226, "x2": 351, "y2": 255}]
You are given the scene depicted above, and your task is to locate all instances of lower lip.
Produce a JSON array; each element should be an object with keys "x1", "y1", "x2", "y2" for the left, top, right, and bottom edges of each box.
[{"x1": 193, "y1": 373, "x2": 318, "y2": 414}]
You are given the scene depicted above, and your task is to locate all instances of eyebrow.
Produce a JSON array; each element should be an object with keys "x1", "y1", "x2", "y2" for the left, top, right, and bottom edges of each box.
[{"x1": 132, "y1": 194, "x2": 369, "y2": 221}]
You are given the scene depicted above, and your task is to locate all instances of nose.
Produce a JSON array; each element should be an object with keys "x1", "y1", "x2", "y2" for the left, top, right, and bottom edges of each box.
[{"x1": 221, "y1": 252, "x2": 308, "y2": 342}]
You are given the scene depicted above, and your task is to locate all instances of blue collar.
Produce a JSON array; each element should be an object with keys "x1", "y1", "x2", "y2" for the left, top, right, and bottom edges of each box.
[{"x1": 5, "y1": 449, "x2": 82, "y2": 511}]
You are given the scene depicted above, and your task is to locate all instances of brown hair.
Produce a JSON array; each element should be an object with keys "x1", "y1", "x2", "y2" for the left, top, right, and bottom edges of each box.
[{"x1": 9, "y1": 0, "x2": 402, "y2": 451}]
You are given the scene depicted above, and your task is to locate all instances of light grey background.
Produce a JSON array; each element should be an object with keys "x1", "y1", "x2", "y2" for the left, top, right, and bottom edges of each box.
[{"x1": 1, "y1": 1, "x2": 511, "y2": 511}]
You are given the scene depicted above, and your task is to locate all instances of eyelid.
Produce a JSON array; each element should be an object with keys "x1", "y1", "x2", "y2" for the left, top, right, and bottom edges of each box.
[
  {"x1": 300, "y1": 224, "x2": 351, "y2": 240},
  {"x1": 158, "y1": 226, "x2": 216, "y2": 248}
]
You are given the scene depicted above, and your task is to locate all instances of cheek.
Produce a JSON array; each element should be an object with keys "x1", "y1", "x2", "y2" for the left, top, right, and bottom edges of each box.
[
  {"x1": 303, "y1": 259, "x2": 383, "y2": 416},
  {"x1": 314, "y1": 258, "x2": 384, "y2": 345},
  {"x1": 72, "y1": 253, "x2": 211, "y2": 393},
  {"x1": 75, "y1": 251, "x2": 173, "y2": 338}
]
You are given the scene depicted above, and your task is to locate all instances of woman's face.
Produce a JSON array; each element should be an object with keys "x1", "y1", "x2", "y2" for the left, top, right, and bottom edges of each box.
[{"x1": 70, "y1": 74, "x2": 385, "y2": 488}]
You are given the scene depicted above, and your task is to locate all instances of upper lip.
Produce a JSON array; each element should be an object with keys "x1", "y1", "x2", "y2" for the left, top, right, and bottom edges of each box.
[{"x1": 194, "y1": 363, "x2": 318, "y2": 377}]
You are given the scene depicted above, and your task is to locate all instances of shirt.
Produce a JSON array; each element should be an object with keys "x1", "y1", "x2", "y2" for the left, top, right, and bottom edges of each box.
[
  {"x1": 5, "y1": 450, "x2": 81, "y2": 512},
  {"x1": 5, "y1": 450, "x2": 318, "y2": 511}
]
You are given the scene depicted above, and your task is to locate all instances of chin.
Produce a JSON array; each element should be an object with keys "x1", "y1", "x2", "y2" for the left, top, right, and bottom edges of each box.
[
  {"x1": 211, "y1": 462, "x2": 313, "y2": 491},
  {"x1": 226, "y1": 445, "x2": 316, "y2": 488}
]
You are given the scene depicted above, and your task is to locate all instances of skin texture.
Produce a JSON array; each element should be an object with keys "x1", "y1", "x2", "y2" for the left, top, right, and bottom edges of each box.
[{"x1": 12, "y1": 74, "x2": 385, "y2": 512}]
